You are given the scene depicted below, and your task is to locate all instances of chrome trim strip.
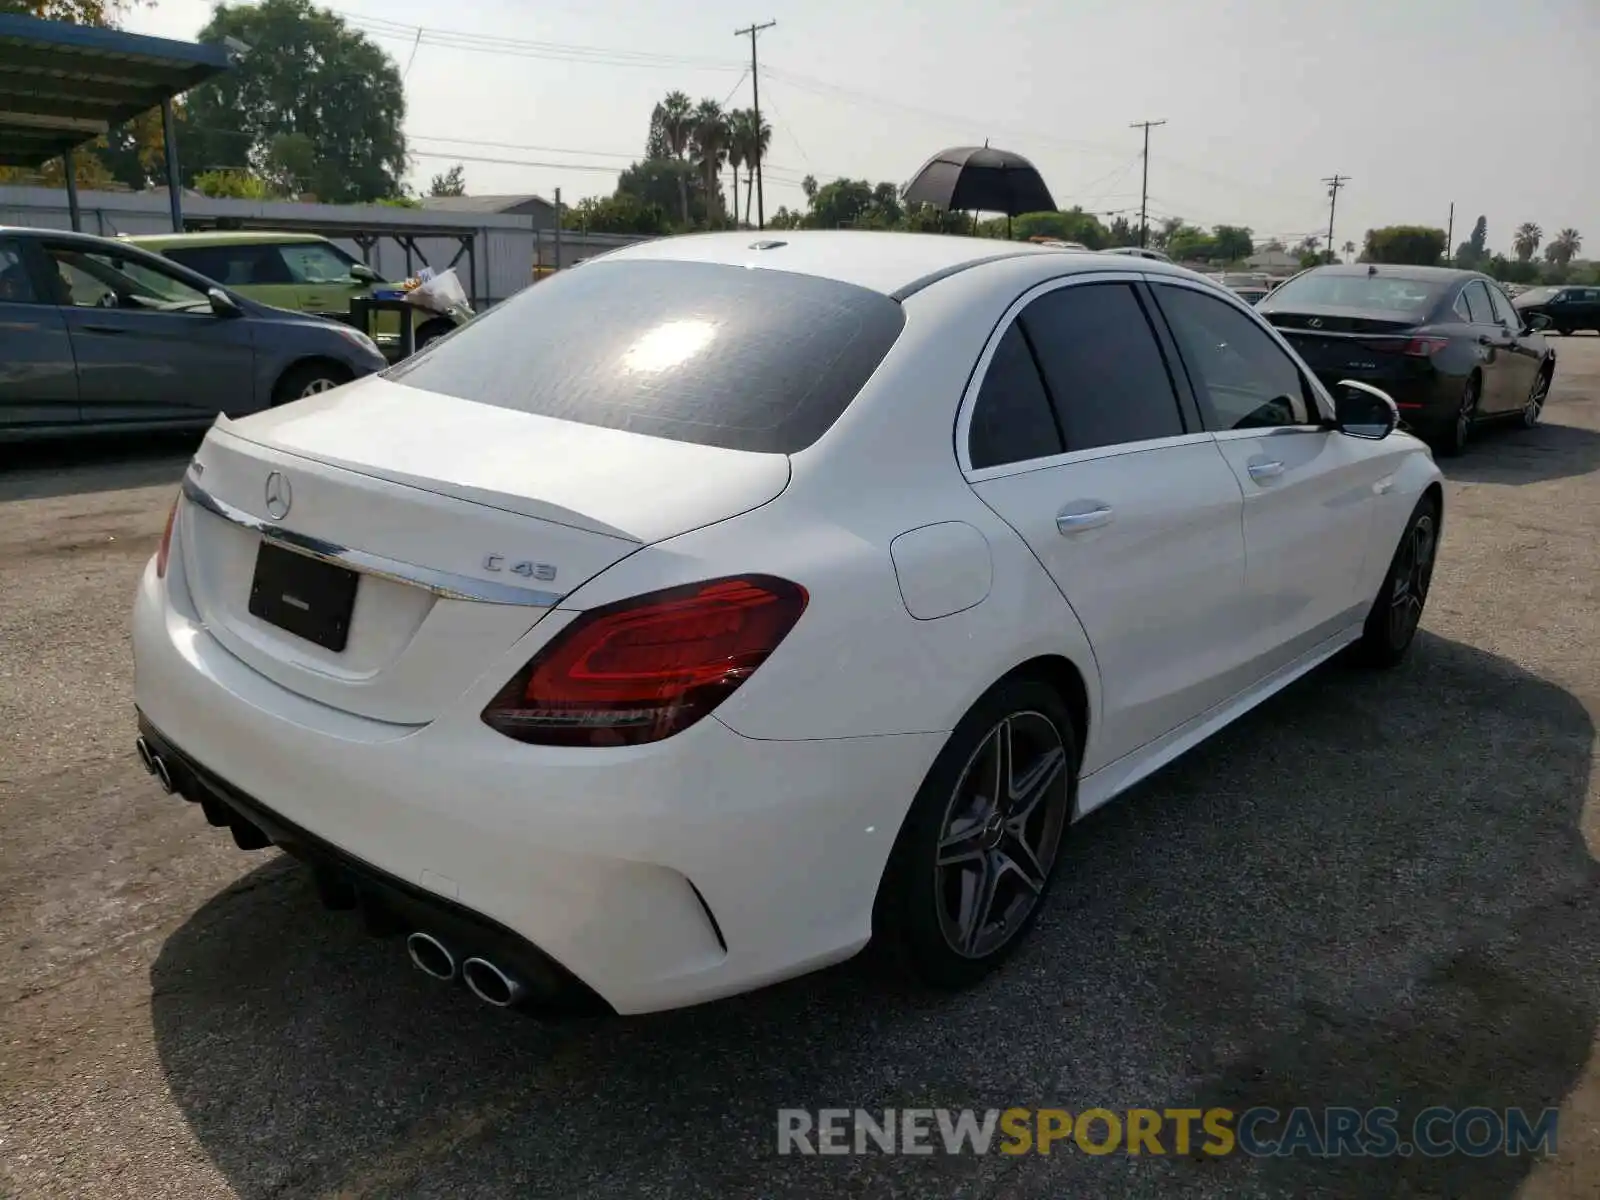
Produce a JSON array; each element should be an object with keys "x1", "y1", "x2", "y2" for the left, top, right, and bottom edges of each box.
[{"x1": 180, "y1": 474, "x2": 564, "y2": 608}]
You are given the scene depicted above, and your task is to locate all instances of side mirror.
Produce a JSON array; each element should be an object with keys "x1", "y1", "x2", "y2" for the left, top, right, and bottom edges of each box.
[
  {"x1": 207, "y1": 287, "x2": 242, "y2": 318},
  {"x1": 350, "y1": 263, "x2": 381, "y2": 283},
  {"x1": 1332, "y1": 379, "x2": 1398, "y2": 440},
  {"x1": 1525, "y1": 312, "x2": 1552, "y2": 333}
]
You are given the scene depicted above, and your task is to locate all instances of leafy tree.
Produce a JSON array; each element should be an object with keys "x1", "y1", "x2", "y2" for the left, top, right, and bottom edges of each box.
[
  {"x1": 1107, "y1": 215, "x2": 1134, "y2": 245},
  {"x1": 1487, "y1": 254, "x2": 1539, "y2": 284},
  {"x1": 1262, "y1": 239, "x2": 1286, "y2": 253},
  {"x1": 806, "y1": 178, "x2": 876, "y2": 228},
  {"x1": 1545, "y1": 228, "x2": 1582, "y2": 267},
  {"x1": 1004, "y1": 208, "x2": 1107, "y2": 247},
  {"x1": 1210, "y1": 225, "x2": 1254, "y2": 262},
  {"x1": 1363, "y1": 225, "x2": 1446, "y2": 265},
  {"x1": 1513, "y1": 222, "x2": 1542, "y2": 262},
  {"x1": 617, "y1": 157, "x2": 705, "y2": 228},
  {"x1": 1166, "y1": 224, "x2": 1214, "y2": 261},
  {"x1": 899, "y1": 201, "x2": 969, "y2": 235},
  {"x1": 1342, "y1": 240, "x2": 1356, "y2": 261},
  {"x1": 184, "y1": 0, "x2": 406, "y2": 203},
  {"x1": 1152, "y1": 216, "x2": 1184, "y2": 249},
  {"x1": 0, "y1": 0, "x2": 141, "y2": 20},
  {"x1": 561, "y1": 193, "x2": 670, "y2": 236},
  {"x1": 766, "y1": 205, "x2": 804, "y2": 231},
  {"x1": 193, "y1": 168, "x2": 278, "y2": 199},
  {"x1": 428, "y1": 163, "x2": 466, "y2": 197}
]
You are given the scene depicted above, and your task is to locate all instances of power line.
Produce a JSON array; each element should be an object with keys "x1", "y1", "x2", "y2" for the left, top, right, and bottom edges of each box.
[
  {"x1": 1129, "y1": 119, "x2": 1166, "y2": 248},
  {"x1": 735, "y1": 19, "x2": 776, "y2": 229}
]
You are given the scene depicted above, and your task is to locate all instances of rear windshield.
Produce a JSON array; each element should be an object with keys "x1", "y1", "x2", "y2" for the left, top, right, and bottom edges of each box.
[
  {"x1": 1516, "y1": 287, "x2": 1558, "y2": 303},
  {"x1": 1265, "y1": 272, "x2": 1444, "y2": 315},
  {"x1": 384, "y1": 258, "x2": 907, "y2": 454}
]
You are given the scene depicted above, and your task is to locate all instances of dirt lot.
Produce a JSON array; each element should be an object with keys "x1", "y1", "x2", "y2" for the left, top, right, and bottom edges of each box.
[{"x1": 2, "y1": 343, "x2": 1598, "y2": 1200}]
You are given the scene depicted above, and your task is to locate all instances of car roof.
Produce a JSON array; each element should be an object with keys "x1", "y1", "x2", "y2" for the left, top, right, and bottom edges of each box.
[
  {"x1": 122, "y1": 230, "x2": 330, "y2": 247},
  {"x1": 592, "y1": 230, "x2": 1117, "y2": 299}
]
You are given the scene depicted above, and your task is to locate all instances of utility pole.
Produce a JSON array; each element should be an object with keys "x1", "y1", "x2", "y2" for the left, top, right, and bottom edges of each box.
[
  {"x1": 1129, "y1": 119, "x2": 1166, "y2": 248},
  {"x1": 1322, "y1": 174, "x2": 1349, "y2": 263},
  {"x1": 1445, "y1": 201, "x2": 1454, "y2": 262},
  {"x1": 736, "y1": 19, "x2": 776, "y2": 230}
]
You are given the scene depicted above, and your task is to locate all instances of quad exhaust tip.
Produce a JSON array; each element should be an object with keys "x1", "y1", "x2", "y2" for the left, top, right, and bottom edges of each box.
[
  {"x1": 406, "y1": 932, "x2": 457, "y2": 981},
  {"x1": 135, "y1": 737, "x2": 174, "y2": 793},
  {"x1": 461, "y1": 957, "x2": 527, "y2": 1009}
]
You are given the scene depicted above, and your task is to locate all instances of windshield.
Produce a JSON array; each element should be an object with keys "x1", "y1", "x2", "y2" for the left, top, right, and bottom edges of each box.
[
  {"x1": 1266, "y1": 271, "x2": 1443, "y2": 315},
  {"x1": 1516, "y1": 287, "x2": 1558, "y2": 303},
  {"x1": 385, "y1": 259, "x2": 907, "y2": 454}
]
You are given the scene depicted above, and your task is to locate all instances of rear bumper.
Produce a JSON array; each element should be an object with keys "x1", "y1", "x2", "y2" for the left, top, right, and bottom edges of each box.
[
  {"x1": 131, "y1": 555, "x2": 941, "y2": 1015},
  {"x1": 1312, "y1": 369, "x2": 1460, "y2": 435}
]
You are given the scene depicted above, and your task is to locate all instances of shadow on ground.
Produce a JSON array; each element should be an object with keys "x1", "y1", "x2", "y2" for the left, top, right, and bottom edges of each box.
[
  {"x1": 0, "y1": 432, "x2": 200, "y2": 503},
  {"x1": 1439, "y1": 419, "x2": 1600, "y2": 487},
  {"x1": 150, "y1": 635, "x2": 1596, "y2": 1199}
]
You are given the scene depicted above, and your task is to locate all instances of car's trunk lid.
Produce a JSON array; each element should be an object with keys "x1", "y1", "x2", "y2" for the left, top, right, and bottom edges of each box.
[
  {"x1": 1263, "y1": 306, "x2": 1424, "y2": 384},
  {"x1": 176, "y1": 376, "x2": 791, "y2": 725}
]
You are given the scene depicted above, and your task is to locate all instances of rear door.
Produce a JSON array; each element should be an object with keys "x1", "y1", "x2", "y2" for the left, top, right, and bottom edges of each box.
[
  {"x1": 1483, "y1": 280, "x2": 1540, "y2": 413},
  {"x1": 1151, "y1": 279, "x2": 1383, "y2": 675},
  {"x1": 161, "y1": 242, "x2": 302, "y2": 313},
  {"x1": 0, "y1": 236, "x2": 79, "y2": 431},
  {"x1": 41, "y1": 241, "x2": 257, "y2": 425},
  {"x1": 963, "y1": 275, "x2": 1251, "y2": 769},
  {"x1": 1463, "y1": 280, "x2": 1519, "y2": 413}
]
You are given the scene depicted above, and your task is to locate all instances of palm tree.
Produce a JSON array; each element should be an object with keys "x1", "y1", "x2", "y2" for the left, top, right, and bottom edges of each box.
[
  {"x1": 1547, "y1": 227, "x2": 1583, "y2": 267},
  {"x1": 726, "y1": 134, "x2": 744, "y2": 229},
  {"x1": 1513, "y1": 222, "x2": 1542, "y2": 263},
  {"x1": 657, "y1": 91, "x2": 694, "y2": 227},
  {"x1": 690, "y1": 99, "x2": 729, "y2": 227},
  {"x1": 729, "y1": 107, "x2": 773, "y2": 225}
]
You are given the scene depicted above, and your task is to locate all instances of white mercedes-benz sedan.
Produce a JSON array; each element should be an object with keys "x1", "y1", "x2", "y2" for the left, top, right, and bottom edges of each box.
[{"x1": 132, "y1": 231, "x2": 1443, "y2": 1016}]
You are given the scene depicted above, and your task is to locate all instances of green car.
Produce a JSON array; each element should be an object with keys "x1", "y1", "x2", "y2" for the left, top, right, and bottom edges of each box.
[{"x1": 123, "y1": 231, "x2": 461, "y2": 353}]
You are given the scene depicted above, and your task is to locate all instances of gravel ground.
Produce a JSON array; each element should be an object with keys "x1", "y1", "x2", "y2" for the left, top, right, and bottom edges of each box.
[{"x1": 2, "y1": 342, "x2": 1598, "y2": 1200}]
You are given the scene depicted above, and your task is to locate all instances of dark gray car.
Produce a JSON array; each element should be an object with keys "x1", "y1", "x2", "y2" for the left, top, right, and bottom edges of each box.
[{"x1": 0, "y1": 226, "x2": 388, "y2": 443}]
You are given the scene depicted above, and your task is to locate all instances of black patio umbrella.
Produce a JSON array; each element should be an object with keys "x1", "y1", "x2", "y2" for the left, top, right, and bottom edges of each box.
[{"x1": 902, "y1": 144, "x2": 1057, "y2": 236}]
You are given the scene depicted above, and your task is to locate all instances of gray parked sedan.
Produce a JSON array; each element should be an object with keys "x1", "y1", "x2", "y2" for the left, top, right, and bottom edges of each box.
[{"x1": 0, "y1": 226, "x2": 388, "y2": 443}]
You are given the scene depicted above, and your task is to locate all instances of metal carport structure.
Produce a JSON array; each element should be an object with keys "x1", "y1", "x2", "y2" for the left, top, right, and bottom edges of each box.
[{"x1": 0, "y1": 12, "x2": 233, "y2": 234}]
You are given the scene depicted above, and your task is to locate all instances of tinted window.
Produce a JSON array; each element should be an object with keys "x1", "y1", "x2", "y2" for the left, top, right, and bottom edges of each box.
[
  {"x1": 1265, "y1": 271, "x2": 1443, "y2": 316},
  {"x1": 1156, "y1": 284, "x2": 1313, "y2": 430},
  {"x1": 42, "y1": 245, "x2": 209, "y2": 311},
  {"x1": 1485, "y1": 284, "x2": 1519, "y2": 327},
  {"x1": 387, "y1": 259, "x2": 907, "y2": 454},
  {"x1": 1018, "y1": 282, "x2": 1185, "y2": 450},
  {"x1": 1452, "y1": 289, "x2": 1474, "y2": 323},
  {"x1": 0, "y1": 240, "x2": 35, "y2": 304},
  {"x1": 165, "y1": 244, "x2": 293, "y2": 287},
  {"x1": 1458, "y1": 284, "x2": 1486, "y2": 323},
  {"x1": 968, "y1": 322, "x2": 1062, "y2": 469}
]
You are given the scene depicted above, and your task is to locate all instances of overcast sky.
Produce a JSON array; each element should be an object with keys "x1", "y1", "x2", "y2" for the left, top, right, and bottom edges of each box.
[{"x1": 127, "y1": 0, "x2": 1598, "y2": 255}]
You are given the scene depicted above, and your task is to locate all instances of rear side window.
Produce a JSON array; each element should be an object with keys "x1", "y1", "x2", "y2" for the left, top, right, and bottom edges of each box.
[
  {"x1": 1485, "y1": 284, "x2": 1519, "y2": 327},
  {"x1": 165, "y1": 244, "x2": 292, "y2": 287},
  {"x1": 1018, "y1": 282, "x2": 1186, "y2": 450},
  {"x1": 968, "y1": 323, "x2": 1062, "y2": 469},
  {"x1": 386, "y1": 259, "x2": 906, "y2": 454},
  {"x1": 0, "y1": 240, "x2": 36, "y2": 304}
]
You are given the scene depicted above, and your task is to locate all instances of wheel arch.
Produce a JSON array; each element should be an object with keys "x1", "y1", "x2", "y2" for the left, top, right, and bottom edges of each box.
[
  {"x1": 995, "y1": 654, "x2": 1090, "y2": 763},
  {"x1": 271, "y1": 356, "x2": 353, "y2": 405}
]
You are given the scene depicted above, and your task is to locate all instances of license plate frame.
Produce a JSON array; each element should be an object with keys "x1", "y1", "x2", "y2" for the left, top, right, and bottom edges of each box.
[{"x1": 248, "y1": 540, "x2": 360, "y2": 652}]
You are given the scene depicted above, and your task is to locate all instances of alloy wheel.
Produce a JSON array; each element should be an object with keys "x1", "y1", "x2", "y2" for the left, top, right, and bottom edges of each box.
[
  {"x1": 1524, "y1": 371, "x2": 1550, "y2": 427},
  {"x1": 300, "y1": 377, "x2": 339, "y2": 397},
  {"x1": 1387, "y1": 512, "x2": 1437, "y2": 648},
  {"x1": 1454, "y1": 379, "x2": 1478, "y2": 449},
  {"x1": 934, "y1": 711, "x2": 1070, "y2": 960}
]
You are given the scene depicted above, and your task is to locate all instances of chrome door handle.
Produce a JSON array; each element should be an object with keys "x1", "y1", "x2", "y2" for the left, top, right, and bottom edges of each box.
[
  {"x1": 1056, "y1": 505, "x2": 1113, "y2": 534},
  {"x1": 1248, "y1": 460, "x2": 1285, "y2": 481}
]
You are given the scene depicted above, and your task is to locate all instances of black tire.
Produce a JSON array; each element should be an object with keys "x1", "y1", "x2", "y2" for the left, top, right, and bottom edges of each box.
[
  {"x1": 873, "y1": 678, "x2": 1078, "y2": 989},
  {"x1": 1557, "y1": 326, "x2": 1574, "y2": 337},
  {"x1": 1433, "y1": 374, "x2": 1479, "y2": 457},
  {"x1": 414, "y1": 319, "x2": 454, "y2": 351},
  {"x1": 1353, "y1": 495, "x2": 1440, "y2": 669},
  {"x1": 272, "y1": 361, "x2": 351, "y2": 407},
  {"x1": 1522, "y1": 363, "x2": 1553, "y2": 429}
]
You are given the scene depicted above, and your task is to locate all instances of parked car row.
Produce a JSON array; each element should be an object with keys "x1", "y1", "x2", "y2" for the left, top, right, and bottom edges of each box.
[{"x1": 0, "y1": 227, "x2": 387, "y2": 442}]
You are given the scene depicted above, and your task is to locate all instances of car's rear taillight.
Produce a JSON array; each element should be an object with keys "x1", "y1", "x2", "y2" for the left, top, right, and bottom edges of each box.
[
  {"x1": 1403, "y1": 337, "x2": 1450, "y2": 357},
  {"x1": 155, "y1": 494, "x2": 179, "y2": 578},
  {"x1": 481, "y1": 575, "x2": 808, "y2": 747}
]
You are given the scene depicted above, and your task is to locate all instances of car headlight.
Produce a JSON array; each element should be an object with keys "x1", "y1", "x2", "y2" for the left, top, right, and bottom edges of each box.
[{"x1": 332, "y1": 324, "x2": 383, "y2": 357}]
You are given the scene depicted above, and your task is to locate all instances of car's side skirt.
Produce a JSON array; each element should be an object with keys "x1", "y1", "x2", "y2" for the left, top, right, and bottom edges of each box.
[{"x1": 1074, "y1": 621, "x2": 1365, "y2": 819}]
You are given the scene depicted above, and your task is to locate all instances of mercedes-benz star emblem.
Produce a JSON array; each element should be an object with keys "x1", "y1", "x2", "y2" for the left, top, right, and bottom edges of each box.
[{"x1": 263, "y1": 471, "x2": 292, "y2": 521}]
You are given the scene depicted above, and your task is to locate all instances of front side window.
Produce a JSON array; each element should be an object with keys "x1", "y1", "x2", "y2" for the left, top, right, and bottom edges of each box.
[
  {"x1": 42, "y1": 246, "x2": 209, "y2": 312},
  {"x1": 1017, "y1": 282, "x2": 1186, "y2": 451},
  {"x1": 1156, "y1": 284, "x2": 1313, "y2": 430},
  {"x1": 278, "y1": 242, "x2": 360, "y2": 284},
  {"x1": 1485, "y1": 284, "x2": 1519, "y2": 328},
  {"x1": 166, "y1": 244, "x2": 293, "y2": 287},
  {"x1": 968, "y1": 322, "x2": 1063, "y2": 469}
]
